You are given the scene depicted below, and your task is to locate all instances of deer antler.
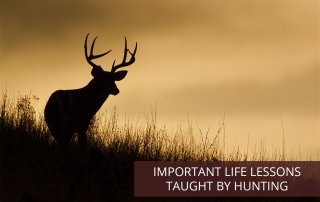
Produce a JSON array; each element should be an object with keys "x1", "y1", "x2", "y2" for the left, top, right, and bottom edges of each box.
[
  {"x1": 85, "y1": 33, "x2": 111, "y2": 67},
  {"x1": 111, "y1": 37, "x2": 137, "y2": 73}
]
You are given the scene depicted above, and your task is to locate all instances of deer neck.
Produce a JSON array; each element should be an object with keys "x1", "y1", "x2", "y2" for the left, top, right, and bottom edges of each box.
[{"x1": 81, "y1": 80, "x2": 110, "y2": 115}]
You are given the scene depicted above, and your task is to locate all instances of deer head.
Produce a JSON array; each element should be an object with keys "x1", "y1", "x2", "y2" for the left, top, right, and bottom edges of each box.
[{"x1": 84, "y1": 33, "x2": 137, "y2": 95}]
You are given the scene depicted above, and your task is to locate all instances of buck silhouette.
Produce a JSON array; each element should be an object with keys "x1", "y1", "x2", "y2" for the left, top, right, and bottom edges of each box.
[{"x1": 44, "y1": 33, "x2": 137, "y2": 149}]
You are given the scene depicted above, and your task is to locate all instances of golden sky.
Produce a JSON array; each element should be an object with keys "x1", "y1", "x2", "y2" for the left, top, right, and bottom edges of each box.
[{"x1": 1, "y1": 0, "x2": 319, "y2": 159}]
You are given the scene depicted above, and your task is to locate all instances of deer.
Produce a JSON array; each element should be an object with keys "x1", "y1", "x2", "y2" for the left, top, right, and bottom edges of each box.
[{"x1": 44, "y1": 33, "x2": 137, "y2": 149}]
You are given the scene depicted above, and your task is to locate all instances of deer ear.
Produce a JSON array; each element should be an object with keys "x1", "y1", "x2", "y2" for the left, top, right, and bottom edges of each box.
[
  {"x1": 114, "y1": 70, "x2": 128, "y2": 81},
  {"x1": 91, "y1": 66, "x2": 104, "y2": 77}
]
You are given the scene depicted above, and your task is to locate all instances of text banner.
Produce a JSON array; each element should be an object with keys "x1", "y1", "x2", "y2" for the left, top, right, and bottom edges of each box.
[{"x1": 134, "y1": 161, "x2": 320, "y2": 197}]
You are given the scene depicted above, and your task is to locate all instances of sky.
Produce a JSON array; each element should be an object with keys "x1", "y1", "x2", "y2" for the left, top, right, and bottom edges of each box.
[{"x1": 1, "y1": 0, "x2": 319, "y2": 160}]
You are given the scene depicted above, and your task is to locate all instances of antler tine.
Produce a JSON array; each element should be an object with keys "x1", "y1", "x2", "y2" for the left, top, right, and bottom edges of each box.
[
  {"x1": 111, "y1": 37, "x2": 137, "y2": 73},
  {"x1": 129, "y1": 42, "x2": 137, "y2": 57},
  {"x1": 122, "y1": 37, "x2": 128, "y2": 65},
  {"x1": 90, "y1": 37, "x2": 98, "y2": 58},
  {"x1": 84, "y1": 34, "x2": 93, "y2": 66},
  {"x1": 85, "y1": 33, "x2": 111, "y2": 67}
]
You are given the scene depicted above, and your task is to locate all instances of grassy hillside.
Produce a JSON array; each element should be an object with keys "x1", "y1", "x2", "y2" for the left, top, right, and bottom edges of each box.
[{"x1": 0, "y1": 90, "x2": 316, "y2": 202}]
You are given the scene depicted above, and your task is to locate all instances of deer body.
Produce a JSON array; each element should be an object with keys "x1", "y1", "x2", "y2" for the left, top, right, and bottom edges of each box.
[{"x1": 45, "y1": 34, "x2": 137, "y2": 149}]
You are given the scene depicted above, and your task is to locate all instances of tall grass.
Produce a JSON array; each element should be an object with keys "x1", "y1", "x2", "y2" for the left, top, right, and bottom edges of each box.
[{"x1": 1, "y1": 90, "x2": 316, "y2": 202}]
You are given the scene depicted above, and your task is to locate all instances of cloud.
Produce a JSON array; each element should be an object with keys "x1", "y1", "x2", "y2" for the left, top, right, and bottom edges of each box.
[
  {"x1": 1, "y1": 1, "x2": 195, "y2": 41},
  {"x1": 142, "y1": 65, "x2": 319, "y2": 117},
  {"x1": 2, "y1": 1, "x2": 316, "y2": 49}
]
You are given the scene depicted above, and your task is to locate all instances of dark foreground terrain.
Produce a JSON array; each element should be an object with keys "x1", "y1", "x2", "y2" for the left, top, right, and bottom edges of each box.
[{"x1": 1, "y1": 92, "x2": 317, "y2": 202}]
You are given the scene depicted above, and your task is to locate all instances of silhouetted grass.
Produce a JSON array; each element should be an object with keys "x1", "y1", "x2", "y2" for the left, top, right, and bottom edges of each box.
[{"x1": 1, "y1": 90, "x2": 317, "y2": 202}]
